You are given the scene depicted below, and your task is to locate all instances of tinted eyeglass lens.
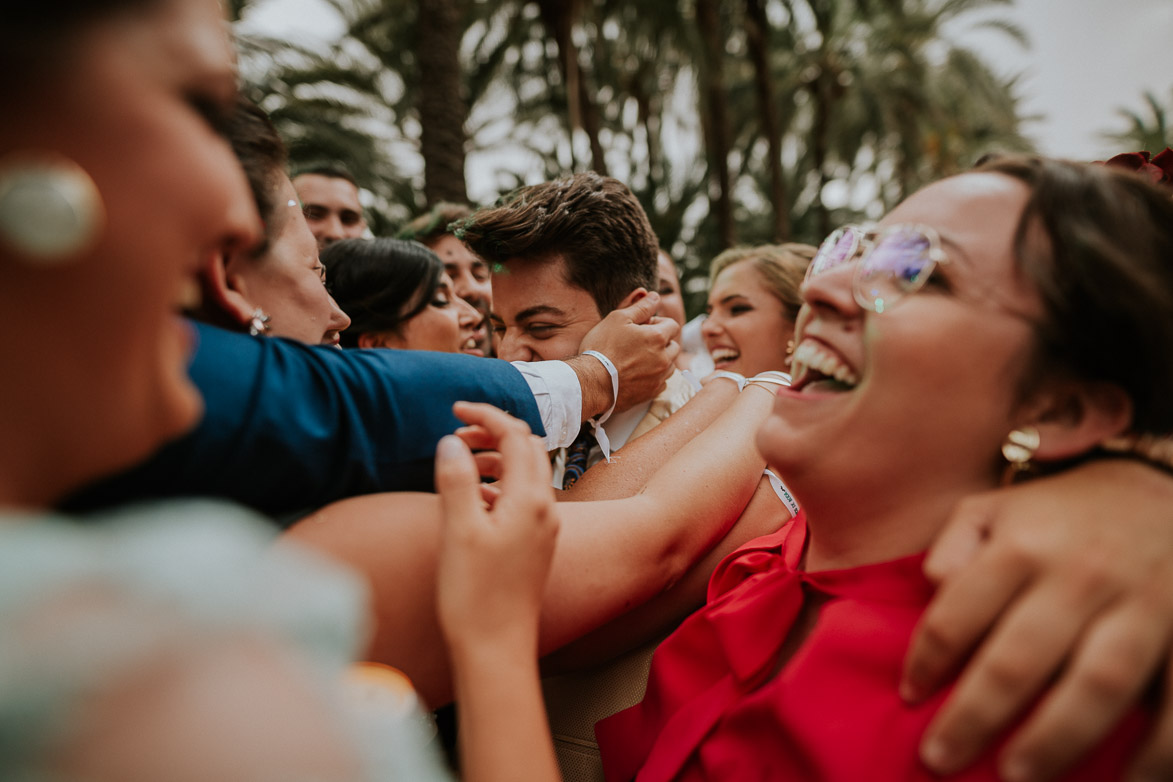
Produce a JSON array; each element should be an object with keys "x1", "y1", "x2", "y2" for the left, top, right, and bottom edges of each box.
[
  {"x1": 856, "y1": 228, "x2": 933, "y2": 313},
  {"x1": 809, "y1": 226, "x2": 860, "y2": 278}
]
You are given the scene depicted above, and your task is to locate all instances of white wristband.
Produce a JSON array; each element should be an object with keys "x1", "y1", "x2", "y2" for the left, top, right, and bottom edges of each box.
[
  {"x1": 746, "y1": 370, "x2": 792, "y2": 389},
  {"x1": 707, "y1": 370, "x2": 746, "y2": 391},
  {"x1": 581, "y1": 349, "x2": 619, "y2": 462}
]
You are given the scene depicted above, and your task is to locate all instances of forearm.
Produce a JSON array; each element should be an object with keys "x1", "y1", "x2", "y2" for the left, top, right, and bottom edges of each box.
[
  {"x1": 544, "y1": 475, "x2": 787, "y2": 672},
  {"x1": 450, "y1": 641, "x2": 560, "y2": 782},
  {"x1": 537, "y1": 383, "x2": 776, "y2": 651},
  {"x1": 286, "y1": 390, "x2": 771, "y2": 706},
  {"x1": 565, "y1": 353, "x2": 615, "y2": 422},
  {"x1": 561, "y1": 377, "x2": 741, "y2": 501}
]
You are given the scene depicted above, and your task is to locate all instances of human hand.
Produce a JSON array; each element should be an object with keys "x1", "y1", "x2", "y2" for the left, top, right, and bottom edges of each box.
[
  {"x1": 575, "y1": 291, "x2": 680, "y2": 417},
  {"x1": 902, "y1": 459, "x2": 1173, "y2": 782},
  {"x1": 435, "y1": 402, "x2": 560, "y2": 657}
]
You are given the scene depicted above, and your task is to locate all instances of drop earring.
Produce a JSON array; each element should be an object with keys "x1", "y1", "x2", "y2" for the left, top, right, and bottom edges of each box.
[{"x1": 0, "y1": 154, "x2": 104, "y2": 263}]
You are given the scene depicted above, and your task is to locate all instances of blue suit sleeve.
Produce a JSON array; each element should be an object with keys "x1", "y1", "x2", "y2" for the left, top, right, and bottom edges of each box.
[{"x1": 66, "y1": 321, "x2": 544, "y2": 518}]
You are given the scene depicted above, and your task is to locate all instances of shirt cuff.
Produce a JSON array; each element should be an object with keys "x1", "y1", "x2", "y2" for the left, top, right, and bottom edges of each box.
[{"x1": 512, "y1": 359, "x2": 581, "y2": 450}]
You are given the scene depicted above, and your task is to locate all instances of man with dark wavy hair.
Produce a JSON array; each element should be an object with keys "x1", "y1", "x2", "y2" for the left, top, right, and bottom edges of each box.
[{"x1": 458, "y1": 171, "x2": 694, "y2": 488}]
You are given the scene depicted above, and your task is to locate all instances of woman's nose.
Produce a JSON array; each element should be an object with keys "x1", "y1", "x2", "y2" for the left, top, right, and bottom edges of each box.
[
  {"x1": 456, "y1": 297, "x2": 480, "y2": 328},
  {"x1": 800, "y1": 261, "x2": 861, "y2": 317},
  {"x1": 327, "y1": 294, "x2": 351, "y2": 331},
  {"x1": 700, "y1": 313, "x2": 721, "y2": 339}
]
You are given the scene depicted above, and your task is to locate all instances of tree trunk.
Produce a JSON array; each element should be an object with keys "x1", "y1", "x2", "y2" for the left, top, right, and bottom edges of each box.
[
  {"x1": 536, "y1": 0, "x2": 609, "y2": 175},
  {"x1": 744, "y1": 0, "x2": 790, "y2": 241},
  {"x1": 695, "y1": 0, "x2": 735, "y2": 248},
  {"x1": 417, "y1": 0, "x2": 469, "y2": 205}
]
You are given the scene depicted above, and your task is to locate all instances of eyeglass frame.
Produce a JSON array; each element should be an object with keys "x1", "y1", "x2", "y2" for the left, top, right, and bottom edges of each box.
[{"x1": 805, "y1": 222, "x2": 949, "y2": 314}]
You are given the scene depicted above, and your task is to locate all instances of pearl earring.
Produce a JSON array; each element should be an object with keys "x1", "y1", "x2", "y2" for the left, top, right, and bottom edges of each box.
[{"x1": 0, "y1": 154, "x2": 104, "y2": 263}]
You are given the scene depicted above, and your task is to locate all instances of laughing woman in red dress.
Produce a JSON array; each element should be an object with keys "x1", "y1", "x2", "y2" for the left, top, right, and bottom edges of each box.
[{"x1": 593, "y1": 157, "x2": 1173, "y2": 780}]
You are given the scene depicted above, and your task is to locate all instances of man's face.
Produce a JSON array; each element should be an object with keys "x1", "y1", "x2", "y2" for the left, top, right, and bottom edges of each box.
[
  {"x1": 292, "y1": 174, "x2": 366, "y2": 250},
  {"x1": 490, "y1": 255, "x2": 602, "y2": 362}
]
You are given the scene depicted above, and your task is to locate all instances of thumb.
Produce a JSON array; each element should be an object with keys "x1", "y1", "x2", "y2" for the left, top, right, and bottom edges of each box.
[
  {"x1": 435, "y1": 434, "x2": 486, "y2": 526},
  {"x1": 616, "y1": 290, "x2": 660, "y2": 325}
]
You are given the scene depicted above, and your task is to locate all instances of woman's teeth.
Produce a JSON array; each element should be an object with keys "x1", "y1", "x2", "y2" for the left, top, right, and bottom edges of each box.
[
  {"x1": 791, "y1": 340, "x2": 858, "y2": 389},
  {"x1": 711, "y1": 348, "x2": 740, "y2": 364}
]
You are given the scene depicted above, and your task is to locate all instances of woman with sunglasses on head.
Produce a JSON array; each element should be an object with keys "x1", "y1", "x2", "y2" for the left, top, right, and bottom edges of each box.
[
  {"x1": 323, "y1": 237, "x2": 484, "y2": 356},
  {"x1": 430, "y1": 156, "x2": 1173, "y2": 782}
]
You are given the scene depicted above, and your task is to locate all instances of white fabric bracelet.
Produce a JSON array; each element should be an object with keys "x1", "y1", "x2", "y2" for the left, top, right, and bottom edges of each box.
[
  {"x1": 581, "y1": 349, "x2": 619, "y2": 461},
  {"x1": 746, "y1": 370, "x2": 792, "y2": 389},
  {"x1": 707, "y1": 370, "x2": 746, "y2": 391}
]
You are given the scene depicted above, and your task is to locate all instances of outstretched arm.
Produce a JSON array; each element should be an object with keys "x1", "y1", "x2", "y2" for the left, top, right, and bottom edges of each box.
[
  {"x1": 286, "y1": 386, "x2": 773, "y2": 707},
  {"x1": 903, "y1": 459, "x2": 1173, "y2": 782}
]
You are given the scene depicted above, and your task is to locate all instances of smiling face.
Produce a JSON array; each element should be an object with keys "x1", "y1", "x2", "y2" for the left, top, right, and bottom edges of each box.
[
  {"x1": 226, "y1": 175, "x2": 351, "y2": 346},
  {"x1": 703, "y1": 259, "x2": 794, "y2": 375},
  {"x1": 0, "y1": 0, "x2": 262, "y2": 504},
  {"x1": 429, "y1": 234, "x2": 491, "y2": 351},
  {"x1": 490, "y1": 255, "x2": 603, "y2": 362},
  {"x1": 377, "y1": 272, "x2": 482, "y2": 354},
  {"x1": 756, "y1": 173, "x2": 1042, "y2": 537}
]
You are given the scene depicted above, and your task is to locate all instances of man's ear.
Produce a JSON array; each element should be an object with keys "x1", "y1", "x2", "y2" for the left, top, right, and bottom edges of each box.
[
  {"x1": 357, "y1": 331, "x2": 398, "y2": 349},
  {"x1": 1021, "y1": 380, "x2": 1133, "y2": 463},
  {"x1": 201, "y1": 249, "x2": 255, "y2": 328},
  {"x1": 615, "y1": 287, "x2": 649, "y2": 311}
]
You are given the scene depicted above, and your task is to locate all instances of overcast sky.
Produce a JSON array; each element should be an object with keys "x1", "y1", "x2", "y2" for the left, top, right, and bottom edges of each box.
[{"x1": 241, "y1": 0, "x2": 1173, "y2": 163}]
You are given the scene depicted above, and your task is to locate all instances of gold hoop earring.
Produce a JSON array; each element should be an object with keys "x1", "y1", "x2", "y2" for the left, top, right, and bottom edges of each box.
[
  {"x1": 0, "y1": 154, "x2": 104, "y2": 263},
  {"x1": 1001, "y1": 426, "x2": 1040, "y2": 480}
]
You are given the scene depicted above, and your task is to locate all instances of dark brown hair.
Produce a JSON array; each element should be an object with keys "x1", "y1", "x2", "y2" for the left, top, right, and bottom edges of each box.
[
  {"x1": 977, "y1": 155, "x2": 1173, "y2": 434},
  {"x1": 225, "y1": 96, "x2": 288, "y2": 240},
  {"x1": 323, "y1": 238, "x2": 445, "y2": 348},
  {"x1": 455, "y1": 172, "x2": 658, "y2": 315}
]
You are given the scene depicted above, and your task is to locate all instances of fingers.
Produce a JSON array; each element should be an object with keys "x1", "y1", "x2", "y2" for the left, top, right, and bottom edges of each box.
[
  {"x1": 1000, "y1": 599, "x2": 1169, "y2": 782},
  {"x1": 479, "y1": 483, "x2": 501, "y2": 507},
  {"x1": 1129, "y1": 653, "x2": 1173, "y2": 782},
  {"x1": 434, "y1": 434, "x2": 486, "y2": 532},
  {"x1": 454, "y1": 424, "x2": 496, "y2": 451},
  {"x1": 453, "y1": 401, "x2": 532, "y2": 438},
  {"x1": 452, "y1": 402, "x2": 550, "y2": 502},
  {"x1": 923, "y1": 496, "x2": 989, "y2": 584},
  {"x1": 616, "y1": 290, "x2": 660, "y2": 324},
  {"x1": 473, "y1": 451, "x2": 503, "y2": 481},
  {"x1": 902, "y1": 545, "x2": 1032, "y2": 703},
  {"x1": 917, "y1": 567, "x2": 1115, "y2": 775}
]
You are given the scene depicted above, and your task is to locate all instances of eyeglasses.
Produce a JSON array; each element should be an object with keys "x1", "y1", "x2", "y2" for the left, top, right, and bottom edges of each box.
[{"x1": 805, "y1": 223, "x2": 948, "y2": 313}]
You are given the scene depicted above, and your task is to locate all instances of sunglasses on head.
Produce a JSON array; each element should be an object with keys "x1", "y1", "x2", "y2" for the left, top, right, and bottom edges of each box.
[{"x1": 805, "y1": 223, "x2": 948, "y2": 314}]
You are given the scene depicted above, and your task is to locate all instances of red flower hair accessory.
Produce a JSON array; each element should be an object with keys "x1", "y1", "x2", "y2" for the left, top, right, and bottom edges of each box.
[{"x1": 1099, "y1": 148, "x2": 1173, "y2": 188}]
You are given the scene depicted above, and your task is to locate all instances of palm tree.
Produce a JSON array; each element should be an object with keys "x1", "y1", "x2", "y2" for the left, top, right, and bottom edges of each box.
[
  {"x1": 1104, "y1": 89, "x2": 1173, "y2": 154},
  {"x1": 416, "y1": 0, "x2": 470, "y2": 204}
]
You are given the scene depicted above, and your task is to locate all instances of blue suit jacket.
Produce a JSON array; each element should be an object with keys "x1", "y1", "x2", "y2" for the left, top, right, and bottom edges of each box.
[{"x1": 66, "y1": 322, "x2": 544, "y2": 518}]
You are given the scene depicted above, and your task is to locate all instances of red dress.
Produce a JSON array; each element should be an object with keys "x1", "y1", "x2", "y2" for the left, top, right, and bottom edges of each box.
[{"x1": 596, "y1": 515, "x2": 1147, "y2": 781}]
